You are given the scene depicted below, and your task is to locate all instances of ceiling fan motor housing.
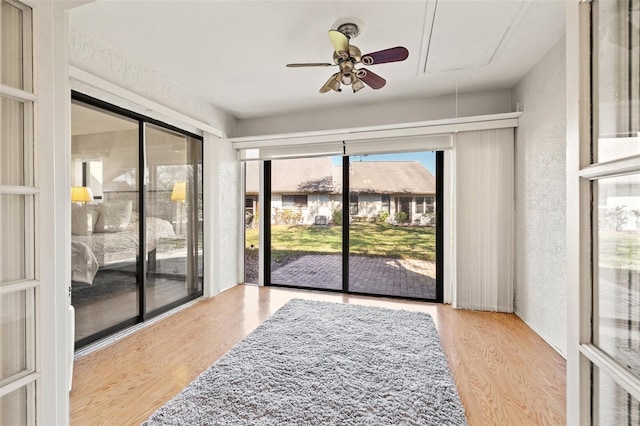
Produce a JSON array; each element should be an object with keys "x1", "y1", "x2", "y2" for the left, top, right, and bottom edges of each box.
[{"x1": 336, "y1": 23, "x2": 360, "y2": 39}]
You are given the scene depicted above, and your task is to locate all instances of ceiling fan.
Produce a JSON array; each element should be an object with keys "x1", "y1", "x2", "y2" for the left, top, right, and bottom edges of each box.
[{"x1": 286, "y1": 22, "x2": 409, "y2": 93}]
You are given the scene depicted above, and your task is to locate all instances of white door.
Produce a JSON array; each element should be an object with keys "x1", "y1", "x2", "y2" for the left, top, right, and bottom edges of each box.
[
  {"x1": 568, "y1": 0, "x2": 640, "y2": 423},
  {"x1": 0, "y1": 1, "x2": 38, "y2": 424}
]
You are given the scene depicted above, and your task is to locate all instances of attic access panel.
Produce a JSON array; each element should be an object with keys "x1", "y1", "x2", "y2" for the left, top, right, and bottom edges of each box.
[{"x1": 422, "y1": 0, "x2": 527, "y2": 74}]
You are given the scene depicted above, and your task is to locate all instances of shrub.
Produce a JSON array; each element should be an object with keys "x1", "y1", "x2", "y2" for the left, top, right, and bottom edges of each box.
[
  {"x1": 377, "y1": 211, "x2": 389, "y2": 223},
  {"x1": 273, "y1": 208, "x2": 303, "y2": 225},
  {"x1": 332, "y1": 209, "x2": 342, "y2": 225},
  {"x1": 394, "y1": 211, "x2": 409, "y2": 223}
]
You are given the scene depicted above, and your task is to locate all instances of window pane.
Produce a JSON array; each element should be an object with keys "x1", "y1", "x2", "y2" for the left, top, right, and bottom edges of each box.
[
  {"x1": 144, "y1": 124, "x2": 202, "y2": 313},
  {"x1": 349, "y1": 152, "x2": 438, "y2": 299},
  {"x1": 0, "y1": 194, "x2": 33, "y2": 283},
  {"x1": 70, "y1": 101, "x2": 140, "y2": 344},
  {"x1": 244, "y1": 162, "x2": 259, "y2": 284},
  {"x1": 0, "y1": 289, "x2": 33, "y2": 383},
  {"x1": 270, "y1": 156, "x2": 342, "y2": 290},
  {"x1": 0, "y1": 382, "x2": 33, "y2": 426},
  {"x1": 593, "y1": 0, "x2": 640, "y2": 162},
  {"x1": 593, "y1": 365, "x2": 640, "y2": 425},
  {"x1": 594, "y1": 174, "x2": 640, "y2": 378},
  {"x1": 1, "y1": 96, "x2": 26, "y2": 186},
  {"x1": 416, "y1": 197, "x2": 425, "y2": 214},
  {"x1": 1, "y1": 1, "x2": 28, "y2": 90}
]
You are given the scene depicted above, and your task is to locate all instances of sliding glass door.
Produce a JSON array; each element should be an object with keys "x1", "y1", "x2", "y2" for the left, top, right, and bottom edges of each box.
[
  {"x1": 267, "y1": 156, "x2": 343, "y2": 290},
  {"x1": 259, "y1": 151, "x2": 442, "y2": 301},
  {"x1": 71, "y1": 101, "x2": 140, "y2": 344},
  {"x1": 70, "y1": 93, "x2": 204, "y2": 348},
  {"x1": 348, "y1": 152, "x2": 440, "y2": 300},
  {"x1": 143, "y1": 124, "x2": 203, "y2": 314}
]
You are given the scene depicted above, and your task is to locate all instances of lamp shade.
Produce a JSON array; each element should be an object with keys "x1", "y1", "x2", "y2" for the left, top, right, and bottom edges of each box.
[
  {"x1": 71, "y1": 186, "x2": 94, "y2": 203},
  {"x1": 171, "y1": 182, "x2": 186, "y2": 202}
]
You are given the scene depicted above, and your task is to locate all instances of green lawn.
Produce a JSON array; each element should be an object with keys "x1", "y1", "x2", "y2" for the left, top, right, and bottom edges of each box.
[
  {"x1": 245, "y1": 222, "x2": 436, "y2": 263},
  {"x1": 599, "y1": 231, "x2": 640, "y2": 271}
]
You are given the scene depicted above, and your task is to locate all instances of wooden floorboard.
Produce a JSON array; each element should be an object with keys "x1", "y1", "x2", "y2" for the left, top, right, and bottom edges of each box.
[{"x1": 70, "y1": 284, "x2": 566, "y2": 425}]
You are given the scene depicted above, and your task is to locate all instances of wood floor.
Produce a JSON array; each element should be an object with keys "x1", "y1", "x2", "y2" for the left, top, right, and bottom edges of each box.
[{"x1": 70, "y1": 284, "x2": 566, "y2": 425}]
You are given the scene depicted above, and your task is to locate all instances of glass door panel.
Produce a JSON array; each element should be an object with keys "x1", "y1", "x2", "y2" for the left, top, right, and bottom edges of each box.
[
  {"x1": 70, "y1": 101, "x2": 140, "y2": 346},
  {"x1": 348, "y1": 152, "x2": 439, "y2": 299},
  {"x1": 269, "y1": 156, "x2": 342, "y2": 290},
  {"x1": 593, "y1": 173, "x2": 640, "y2": 378},
  {"x1": 244, "y1": 161, "x2": 259, "y2": 284},
  {"x1": 144, "y1": 124, "x2": 203, "y2": 313}
]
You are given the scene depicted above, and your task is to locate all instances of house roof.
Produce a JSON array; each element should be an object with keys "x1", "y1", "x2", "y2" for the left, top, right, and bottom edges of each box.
[
  {"x1": 245, "y1": 157, "x2": 334, "y2": 194},
  {"x1": 246, "y1": 159, "x2": 434, "y2": 195},
  {"x1": 347, "y1": 161, "x2": 435, "y2": 195}
]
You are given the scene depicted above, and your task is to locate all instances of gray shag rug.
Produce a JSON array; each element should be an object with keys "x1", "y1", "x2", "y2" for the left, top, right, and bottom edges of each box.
[{"x1": 142, "y1": 299, "x2": 468, "y2": 425}]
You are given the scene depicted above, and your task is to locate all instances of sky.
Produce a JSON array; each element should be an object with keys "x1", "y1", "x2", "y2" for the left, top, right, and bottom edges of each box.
[{"x1": 331, "y1": 151, "x2": 436, "y2": 175}]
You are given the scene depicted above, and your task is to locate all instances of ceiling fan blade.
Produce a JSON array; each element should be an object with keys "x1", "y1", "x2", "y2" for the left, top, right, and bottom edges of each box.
[
  {"x1": 319, "y1": 72, "x2": 342, "y2": 93},
  {"x1": 286, "y1": 63, "x2": 334, "y2": 67},
  {"x1": 357, "y1": 68, "x2": 386, "y2": 90},
  {"x1": 328, "y1": 30, "x2": 349, "y2": 57},
  {"x1": 361, "y1": 46, "x2": 409, "y2": 65}
]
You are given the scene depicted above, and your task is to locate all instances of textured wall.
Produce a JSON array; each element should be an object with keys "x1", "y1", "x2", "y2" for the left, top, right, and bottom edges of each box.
[
  {"x1": 511, "y1": 37, "x2": 567, "y2": 356},
  {"x1": 68, "y1": 28, "x2": 238, "y2": 136},
  {"x1": 68, "y1": 27, "x2": 241, "y2": 295}
]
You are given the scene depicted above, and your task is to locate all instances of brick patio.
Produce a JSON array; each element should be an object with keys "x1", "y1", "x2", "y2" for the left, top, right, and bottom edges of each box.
[{"x1": 271, "y1": 254, "x2": 436, "y2": 299}]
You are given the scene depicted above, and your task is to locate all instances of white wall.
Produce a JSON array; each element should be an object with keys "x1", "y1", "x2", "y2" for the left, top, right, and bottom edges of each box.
[
  {"x1": 68, "y1": 27, "x2": 242, "y2": 296},
  {"x1": 511, "y1": 37, "x2": 567, "y2": 356},
  {"x1": 239, "y1": 90, "x2": 512, "y2": 136}
]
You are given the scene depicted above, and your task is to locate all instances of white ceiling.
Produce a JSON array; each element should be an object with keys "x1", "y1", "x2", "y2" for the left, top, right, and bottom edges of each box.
[{"x1": 69, "y1": 0, "x2": 566, "y2": 120}]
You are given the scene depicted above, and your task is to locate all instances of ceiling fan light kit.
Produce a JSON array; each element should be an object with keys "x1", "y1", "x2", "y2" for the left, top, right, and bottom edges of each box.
[{"x1": 286, "y1": 20, "x2": 409, "y2": 94}]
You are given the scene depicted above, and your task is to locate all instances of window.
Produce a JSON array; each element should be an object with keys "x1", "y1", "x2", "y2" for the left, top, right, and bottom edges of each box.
[
  {"x1": 349, "y1": 194, "x2": 358, "y2": 215},
  {"x1": 282, "y1": 194, "x2": 307, "y2": 208},
  {"x1": 416, "y1": 197, "x2": 425, "y2": 214},
  {"x1": 381, "y1": 195, "x2": 390, "y2": 213},
  {"x1": 425, "y1": 196, "x2": 435, "y2": 213}
]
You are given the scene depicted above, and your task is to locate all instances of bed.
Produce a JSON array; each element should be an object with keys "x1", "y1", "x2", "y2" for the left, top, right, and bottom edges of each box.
[{"x1": 71, "y1": 201, "x2": 175, "y2": 284}]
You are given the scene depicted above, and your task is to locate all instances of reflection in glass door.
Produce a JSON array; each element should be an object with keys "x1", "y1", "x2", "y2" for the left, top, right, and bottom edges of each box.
[
  {"x1": 70, "y1": 93, "x2": 204, "y2": 349},
  {"x1": 348, "y1": 152, "x2": 441, "y2": 300},
  {"x1": 144, "y1": 124, "x2": 203, "y2": 314},
  {"x1": 70, "y1": 101, "x2": 140, "y2": 346},
  {"x1": 268, "y1": 156, "x2": 343, "y2": 290}
]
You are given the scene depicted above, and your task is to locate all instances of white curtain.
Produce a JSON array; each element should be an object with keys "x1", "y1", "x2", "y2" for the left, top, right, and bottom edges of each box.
[{"x1": 455, "y1": 128, "x2": 514, "y2": 312}]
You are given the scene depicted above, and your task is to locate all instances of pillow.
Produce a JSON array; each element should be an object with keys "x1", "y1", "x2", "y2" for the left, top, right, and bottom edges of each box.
[
  {"x1": 94, "y1": 201, "x2": 132, "y2": 233},
  {"x1": 71, "y1": 204, "x2": 99, "y2": 236}
]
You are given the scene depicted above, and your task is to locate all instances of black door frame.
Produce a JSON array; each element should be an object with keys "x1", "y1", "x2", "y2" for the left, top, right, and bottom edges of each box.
[
  {"x1": 264, "y1": 151, "x2": 444, "y2": 303},
  {"x1": 71, "y1": 91, "x2": 204, "y2": 349}
]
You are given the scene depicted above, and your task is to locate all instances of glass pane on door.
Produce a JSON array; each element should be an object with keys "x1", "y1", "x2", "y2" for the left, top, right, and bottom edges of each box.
[
  {"x1": 144, "y1": 124, "x2": 203, "y2": 313},
  {"x1": 1, "y1": 97, "x2": 26, "y2": 186},
  {"x1": 269, "y1": 156, "x2": 342, "y2": 290},
  {"x1": 593, "y1": 365, "x2": 640, "y2": 425},
  {"x1": 70, "y1": 101, "x2": 140, "y2": 345},
  {"x1": 593, "y1": 173, "x2": 640, "y2": 377},
  {"x1": 1, "y1": 0, "x2": 30, "y2": 90},
  {"x1": 244, "y1": 161, "x2": 259, "y2": 284},
  {"x1": 0, "y1": 289, "x2": 34, "y2": 382},
  {"x1": 593, "y1": 0, "x2": 640, "y2": 163},
  {"x1": 348, "y1": 152, "x2": 438, "y2": 299},
  {"x1": 1, "y1": 194, "x2": 33, "y2": 283},
  {"x1": 0, "y1": 382, "x2": 34, "y2": 426}
]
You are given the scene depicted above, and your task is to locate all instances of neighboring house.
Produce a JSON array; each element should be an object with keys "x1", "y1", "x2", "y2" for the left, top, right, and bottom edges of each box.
[
  {"x1": 346, "y1": 161, "x2": 436, "y2": 224},
  {"x1": 245, "y1": 158, "x2": 436, "y2": 225}
]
